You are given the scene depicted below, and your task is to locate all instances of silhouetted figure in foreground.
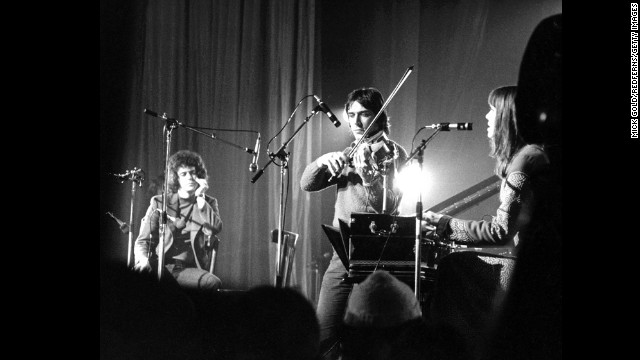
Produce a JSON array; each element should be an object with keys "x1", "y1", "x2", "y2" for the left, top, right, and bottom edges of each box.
[
  {"x1": 100, "y1": 262, "x2": 199, "y2": 360},
  {"x1": 481, "y1": 13, "x2": 562, "y2": 360},
  {"x1": 225, "y1": 285, "x2": 321, "y2": 360},
  {"x1": 339, "y1": 270, "x2": 471, "y2": 360}
]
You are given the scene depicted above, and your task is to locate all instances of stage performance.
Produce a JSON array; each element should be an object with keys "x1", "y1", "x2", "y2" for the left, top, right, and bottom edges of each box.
[{"x1": 101, "y1": 1, "x2": 563, "y2": 359}]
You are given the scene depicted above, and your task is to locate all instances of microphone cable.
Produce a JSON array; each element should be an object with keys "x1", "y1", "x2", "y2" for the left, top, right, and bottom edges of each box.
[
  {"x1": 265, "y1": 94, "x2": 315, "y2": 167},
  {"x1": 373, "y1": 214, "x2": 398, "y2": 272}
]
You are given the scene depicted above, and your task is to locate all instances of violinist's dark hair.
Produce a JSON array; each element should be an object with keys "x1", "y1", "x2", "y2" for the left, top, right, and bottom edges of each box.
[
  {"x1": 344, "y1": 87, "x2": 390, "y2": 135},
  {"x1": 488, "y1": 86, "x2": 523, "y2": 178},
  {"x1": 167, "y1": 150, "x2": 208, "y2": 193}
]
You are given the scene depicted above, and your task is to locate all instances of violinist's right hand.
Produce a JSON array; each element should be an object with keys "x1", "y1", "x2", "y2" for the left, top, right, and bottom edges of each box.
[{"x1": 316, "y1": 151, "x2": 349, "y2": 178}]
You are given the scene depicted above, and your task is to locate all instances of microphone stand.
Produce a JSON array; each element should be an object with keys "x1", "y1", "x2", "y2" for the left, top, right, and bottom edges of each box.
[
  {"x1": 126, "y1": 169, "x2": 144, "y2": 268},
  {"x1": 379, "y1": 155, "x2": 398, "y2": 214},
  {"x1": 144, "y1": 109, "x2": 258, "y2": 281},
  {"x1": 404, "y1": 128, "x2": 442, "y2": 299},
  {"x1": 109, "y1": 168, "x2": 145, "y2": 268},
  {"x1": 251, "y1": 108, "x2": 322, "y2": 288},
  {"x1": 157, "y1": 120, "x2": 177, "y2": 280},
  {"x1": 382, "y1": 163, "x2": 389, "y2": 214},
  {"x1": 128, "y1": 180, "x2": 136, "y2": 268}
]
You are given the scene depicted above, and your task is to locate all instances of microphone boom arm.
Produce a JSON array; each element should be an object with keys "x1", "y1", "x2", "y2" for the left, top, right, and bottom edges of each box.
[
  {"x1": 405, "y1": 128, "x2": 442, "y2": 164},
  {"x1": 182, "y1": 124, "x2": 256, "y2": 155},
  {"x1": 144, "y1": 109, "x2": 257, "y2": 155},
  {"x1": 251, "y1": 109, "x2": 320, "y2": 184},
  {"x1": 250, "y1": 105, "x2": 322, "y2": 288}
]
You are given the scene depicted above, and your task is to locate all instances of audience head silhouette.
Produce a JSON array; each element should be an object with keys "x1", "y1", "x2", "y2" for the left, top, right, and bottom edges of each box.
[
  {"x1": 100, "y1": 262, "x2": 198, "y2": 360},
  {"x1": 229, "y1": 285, "x2": 320, "y2": 360},
  {"x1": 340, "y1": 271, "x2": 426, "y2": 360},
  {"x1": 344, "y1": 270, "x2": 421, "y2": 328}
]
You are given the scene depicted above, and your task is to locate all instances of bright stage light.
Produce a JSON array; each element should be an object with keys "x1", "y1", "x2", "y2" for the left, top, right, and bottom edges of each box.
[{"x1": 395, "y1": 162, "x2": 433, "y2": 200}]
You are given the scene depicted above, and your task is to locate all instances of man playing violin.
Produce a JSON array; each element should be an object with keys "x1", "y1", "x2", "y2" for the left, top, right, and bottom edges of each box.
[{"x1": 300, "y1": 87, "x2": 408, "y2": 360}]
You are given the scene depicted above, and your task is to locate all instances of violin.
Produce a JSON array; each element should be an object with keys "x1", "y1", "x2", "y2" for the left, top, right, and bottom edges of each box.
[
  {"x1": 351, "y1": 131, "x2": 397, "y2": 174},
  {"x1": 328, "y1": 65, "x2": 414, "y2": 182}
]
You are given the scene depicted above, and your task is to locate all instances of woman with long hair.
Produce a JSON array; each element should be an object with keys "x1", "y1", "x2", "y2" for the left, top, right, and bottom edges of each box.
[{"x1": 423, "y1": 85, "x2": 550, "y2": 248}]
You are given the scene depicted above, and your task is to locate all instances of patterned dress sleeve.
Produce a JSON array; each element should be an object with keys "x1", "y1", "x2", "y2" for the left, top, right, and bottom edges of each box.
[
  {"x1": 438, "y1": 171, "x2": 531, "y2": 245},
  {"x1": 434, "y1": 145, "x2": 547, "y2": 245}
]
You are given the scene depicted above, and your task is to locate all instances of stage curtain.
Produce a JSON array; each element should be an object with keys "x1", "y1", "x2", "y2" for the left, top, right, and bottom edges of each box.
[{"x1": 109, "y1": 0, "x2": 321, "y2": 295}]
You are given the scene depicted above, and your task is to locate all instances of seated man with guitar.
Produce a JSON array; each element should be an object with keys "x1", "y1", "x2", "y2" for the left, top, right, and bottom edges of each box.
[{"x1": 133, "y1": 150, "x2": 223, "y2": 291}]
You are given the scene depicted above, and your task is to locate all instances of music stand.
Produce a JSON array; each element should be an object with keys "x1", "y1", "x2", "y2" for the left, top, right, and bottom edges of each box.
[{"x1": 321, "y1": 224, "x2": 349, "y2": 269}]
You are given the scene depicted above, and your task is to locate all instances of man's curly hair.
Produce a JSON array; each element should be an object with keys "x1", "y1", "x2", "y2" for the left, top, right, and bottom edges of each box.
[{"x1": 167, "y1": 150, "x2": 208, "y2": 193}]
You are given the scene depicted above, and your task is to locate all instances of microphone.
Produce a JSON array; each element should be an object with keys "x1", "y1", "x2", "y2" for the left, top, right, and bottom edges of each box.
[
  {"x1": 109, "y1": 168, "x2": 145, "y2": 184},
  {"x1": 424, "y1": 122, "x2": 473, "y2": 131},
  {"x1": 313, "y1": 95, "x2": 341, "y2": 127},
  {"x1": 106, "y1": 212, "x2": 129, "y2": 234},
  {"x1": 109, "y1": 172, "x2": 129, "y2": 181},
  {"x1": 249, "y1": 133, "x2": 261, "y2": 172},
  {"x1": 143, "y1": 109, "x2": 159, "y2": 117}
]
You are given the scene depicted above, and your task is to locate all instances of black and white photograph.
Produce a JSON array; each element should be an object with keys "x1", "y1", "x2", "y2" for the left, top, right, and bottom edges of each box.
[{"x1": 100, "y1": 0, "x2": 563, "y2": 359}]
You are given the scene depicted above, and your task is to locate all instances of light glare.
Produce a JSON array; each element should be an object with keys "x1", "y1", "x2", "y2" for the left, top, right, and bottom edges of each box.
[{"x1": 395, "y1": 162, "x2": 432, "y2": 199}]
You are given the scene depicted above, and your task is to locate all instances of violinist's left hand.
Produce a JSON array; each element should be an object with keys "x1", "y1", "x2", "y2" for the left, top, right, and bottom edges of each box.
[{"x1": 353, "y1": 143, "x2": 374, "y2": 170}]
